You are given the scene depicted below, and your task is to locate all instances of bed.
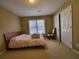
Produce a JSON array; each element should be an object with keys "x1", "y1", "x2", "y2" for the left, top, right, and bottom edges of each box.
[{"x1": 4, "y1": 31, "x2": 46, "y2": 49}]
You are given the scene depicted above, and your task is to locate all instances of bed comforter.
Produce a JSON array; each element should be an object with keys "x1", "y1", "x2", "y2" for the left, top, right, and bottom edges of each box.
[{"x1": 8, "y1": 34, "x2": 46, "y2": 48}]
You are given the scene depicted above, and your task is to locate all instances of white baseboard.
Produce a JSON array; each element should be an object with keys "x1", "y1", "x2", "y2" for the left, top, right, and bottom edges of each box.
[
  {"x1": 71, "y1": 49, "x2": 79, "y2": 54},
  {"x1": 0, "y1": 50, "x2": 6, "y2": 55}
]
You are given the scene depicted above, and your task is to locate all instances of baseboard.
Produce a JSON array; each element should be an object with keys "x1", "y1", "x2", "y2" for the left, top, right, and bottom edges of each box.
[
  {"x1": 71, "y1": 49, "x2": 79, "y2": 54},
  {"x1": 0, "y1": 50, "x2": 6, "y2": 55}
]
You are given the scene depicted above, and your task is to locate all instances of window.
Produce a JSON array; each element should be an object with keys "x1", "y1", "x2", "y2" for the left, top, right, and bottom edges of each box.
[{"x1": 29, "y1": 19, "x2": 45, "y2": 34}]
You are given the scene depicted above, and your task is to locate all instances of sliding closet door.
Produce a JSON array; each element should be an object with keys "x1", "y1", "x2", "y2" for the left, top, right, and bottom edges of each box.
[
  {"x1": 60, "y1": 5, "x2": 72, "y2": 48},
  {"x1": 60, "y1": 10, "x2": 66, "y2": 45},
  {"x1": 66, "y1": 5, "x2": 72, "y2": 48},
  {"x1": 54, "y1": 14, "x2": 60, "y2": 41}
]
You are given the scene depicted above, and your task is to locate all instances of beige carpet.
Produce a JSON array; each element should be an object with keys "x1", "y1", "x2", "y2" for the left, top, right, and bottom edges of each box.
[{"x1": 0, "y1": 40, "x2": 79, "y2": 59}]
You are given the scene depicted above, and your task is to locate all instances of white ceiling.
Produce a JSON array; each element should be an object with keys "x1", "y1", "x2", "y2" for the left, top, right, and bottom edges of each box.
[{"x1": 0, "y1": 0, "x2": 65, "y2": 17}]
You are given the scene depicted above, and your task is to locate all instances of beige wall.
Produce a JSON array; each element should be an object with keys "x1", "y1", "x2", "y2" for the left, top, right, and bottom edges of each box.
[
  {"x1": 21, "y1": 16, "x2": 53, "y2": 34},
  {"x1": 0, "y1": 7, "x2": 21, "y2": 53},
  {"x1": 53, "y1": 0, "x2": 79, "y2": 51},
  {"x1": 72, "y1": 0, "x2": 79, "y2": 51},
  {"x1": 53, "y1": 0, "x2": 71, "y2": 15}
]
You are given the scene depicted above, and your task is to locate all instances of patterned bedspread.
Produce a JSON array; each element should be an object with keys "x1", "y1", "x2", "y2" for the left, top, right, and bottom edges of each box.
[{"x1": 8, "y1": 34, "x2": 46, "y2": 48}]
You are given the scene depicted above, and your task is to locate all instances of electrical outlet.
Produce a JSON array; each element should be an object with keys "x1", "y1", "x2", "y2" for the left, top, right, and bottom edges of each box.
[{"x1": 76, "y1": 44, "x2": 79, "y2": 48}]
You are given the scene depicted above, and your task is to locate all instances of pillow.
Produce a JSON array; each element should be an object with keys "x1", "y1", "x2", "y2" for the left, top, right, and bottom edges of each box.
[{"x1": 31, "y1": 34, "x2": 40, "y2": 39}]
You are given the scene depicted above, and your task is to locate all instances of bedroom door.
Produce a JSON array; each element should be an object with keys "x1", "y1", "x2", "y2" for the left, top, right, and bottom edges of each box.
[{"x1": 60, "y1": 5, "x2": 72, "y2": 48}]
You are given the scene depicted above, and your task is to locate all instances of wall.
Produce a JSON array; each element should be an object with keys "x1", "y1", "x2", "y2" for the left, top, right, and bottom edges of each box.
[
  {"x1": 21, "y1": 16, "x2": 53, "y2": 34},
  {"x1": 72, "y1": 0, "x2": 79, "y2": 51},
  {"x1": 0, "y1": 7, "x2": 21, "y2": 53},
  {"x1": 53, "y1": 0, "x2": 79, "y2": 51},
  {"x1": 53, "y1": 0, "x2": 71, "y2": 15}
]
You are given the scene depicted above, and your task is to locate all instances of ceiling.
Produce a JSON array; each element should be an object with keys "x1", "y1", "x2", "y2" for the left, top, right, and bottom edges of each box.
[{"x1": 0, "y1": 0, "x2": 65, "y2": 17}]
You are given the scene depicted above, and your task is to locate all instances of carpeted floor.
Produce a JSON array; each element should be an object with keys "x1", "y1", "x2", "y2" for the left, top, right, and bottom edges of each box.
[{"x1": 0, "y1": 40, "x2": 79, "y2": 59}]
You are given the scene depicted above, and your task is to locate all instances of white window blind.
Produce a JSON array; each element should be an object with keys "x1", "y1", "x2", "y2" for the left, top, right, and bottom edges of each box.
[{"x1": 29, "y1": 19, "x2": 45, "y2": 34}]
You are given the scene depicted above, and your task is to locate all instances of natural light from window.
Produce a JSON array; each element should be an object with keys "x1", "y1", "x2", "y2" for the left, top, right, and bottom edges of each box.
[{"x1": 29, "y1": 19, "x2": 45, "y2": 34}]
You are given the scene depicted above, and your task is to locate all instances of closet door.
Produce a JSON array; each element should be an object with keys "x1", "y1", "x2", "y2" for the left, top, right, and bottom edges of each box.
[
  {"x1": 60, "y1": 5, "x2": 72, "y2": 48},
  {"x1": 60, "y1": 10, "x2": 66, "y2": 45},
  {"x1": 54, "y1": 14, "x2": 60, "y2": 41},
  {"x1": 66, "y1": 5, "x2": 72, "y2": 48}
]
